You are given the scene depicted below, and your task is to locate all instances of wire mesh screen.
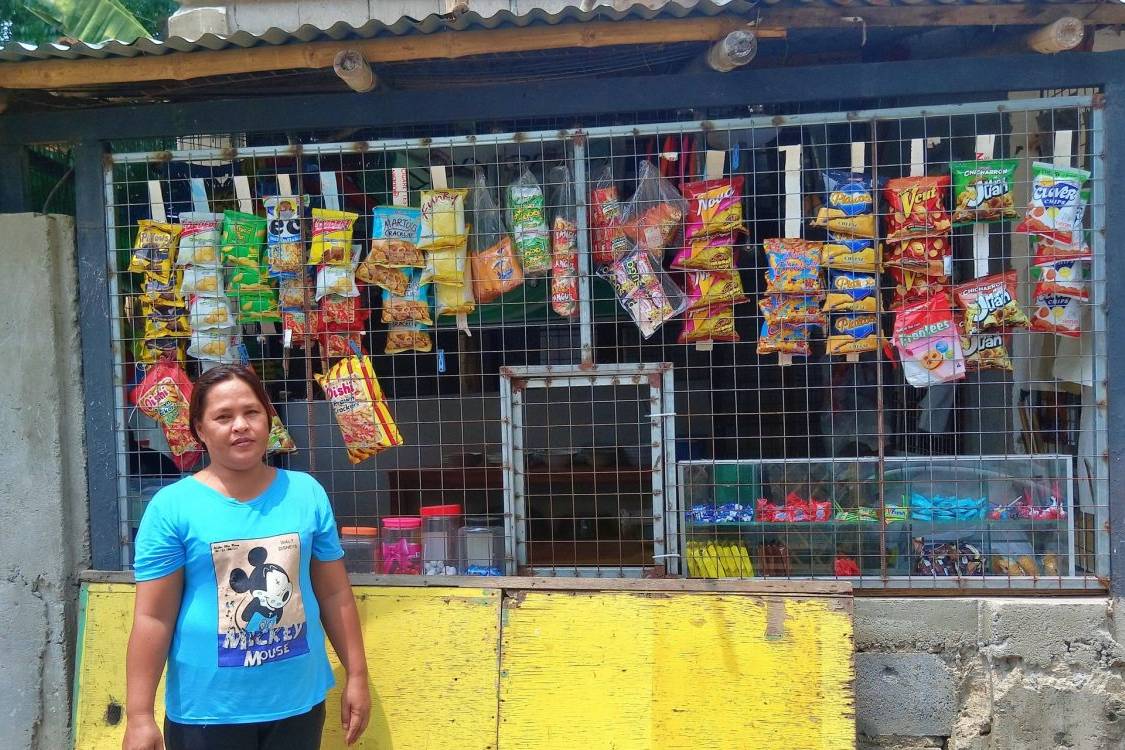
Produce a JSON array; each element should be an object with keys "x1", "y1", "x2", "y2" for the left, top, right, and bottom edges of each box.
[{"x1": 107, "y1": 92, "x2": 1107, "y2": 589}]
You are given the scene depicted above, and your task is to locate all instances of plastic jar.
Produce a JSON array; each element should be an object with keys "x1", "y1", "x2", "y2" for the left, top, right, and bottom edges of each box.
[
  {"x1": 380, "y1": 517, "x2": 422, "y2": 575},
  {"x1": 421, "y1": 504, "x2": 462, "y2": 575},
  {"x1": 339, "y1": 526, "x2": 380, "y2": 574},
  {"x1": 458, "y1": 519, "x2": 505, "y2": 576}
]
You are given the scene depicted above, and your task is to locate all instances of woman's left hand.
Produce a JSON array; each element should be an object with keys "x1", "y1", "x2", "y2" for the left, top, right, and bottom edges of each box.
[{"x1": 342, "y1": 673, "x2": 371, "y2": 745}]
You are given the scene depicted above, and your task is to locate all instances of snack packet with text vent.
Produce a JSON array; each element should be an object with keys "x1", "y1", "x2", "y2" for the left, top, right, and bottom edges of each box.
[{"x1": 883, "y1": 175, "x2": 952, "y2": 242}]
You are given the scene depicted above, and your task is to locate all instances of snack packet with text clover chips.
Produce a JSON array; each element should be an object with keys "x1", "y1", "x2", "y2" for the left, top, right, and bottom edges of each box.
[
  {"x1": 950, "y1": 159, "x2": 1019, "y2": 224},
  {"x1": 130, "y1": 360, "x2": 203, "y2": 471},
  {"x1": 1016, "y1": 162, "x2": 1091, "y2": 246},
  {"x1": 961, "y1": 333, "x2": 1013, "y2": 372},
  {"x1": 1030, "y1": 291, "x2": 1083, "y2": 338},
  {"x1": 316, "y1": 354, "x2": 403, "y2": 464},
  {"x1": 892, "y1": 294, "x2": 965, "y2": 388}
]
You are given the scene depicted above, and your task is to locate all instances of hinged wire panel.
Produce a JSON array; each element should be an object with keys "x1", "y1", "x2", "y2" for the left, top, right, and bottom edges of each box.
[{"x1": 106, "y1": 93, "x2": 1107, "y2": 589}]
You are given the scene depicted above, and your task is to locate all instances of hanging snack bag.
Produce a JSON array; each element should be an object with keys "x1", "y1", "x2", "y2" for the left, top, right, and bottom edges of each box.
[
  {"x1": 282, "y1": 310, "x2": 321, "y2": 348},
  {"x1": 189, "y1": 296, "x2": 234, "y2": 330},
  {"x1": 1030, "y1": 257, "x2": 1090, "y2": 300},
  {"x1": 823, "y1": 270, "x2": 878, "y2": 313},
  {"x1": 759, "y1": 295, "x2": 827, "y2": 328},
  {"x1": 130, "y1": 220, "x2": 182, "y2": 282},
  {"x1": 883, "y1": 175, "x2": 952, "y2": 242},
  {"x1": 469, "y1": 172, "x2": 524, "y2": 303},
  {"x1": 321, "y1": 294, "x2": 358, "y2": 327},
  {"x1": 180, "y1": 266, "x2": 224, "y2": 297},
  {"x1": 381, "y1": 268, "x2": 433, "y2": 325},
  {"x1": 1031, "y1": 233, "x2": 1092, "y2": 263},
  {"x1": 757, "y1": 322, "x2": 811, "y2": 356},
  {"x1": 143, "y1": 272, "x2": 185, "y2": 309},
  {"x1": 144, "y1": 306, "x2": 190, "y2": 340},
  {"x1": 385, "y1": 323, "x2": 434, "y2": 355},
  {"x1": 308, "y1": 208, "x2": 357, "y2": 266},
  {"x1": 188, "y1": 327, "x2": 242, "y2": 364},
  {"x1": 506, "y1": 168, "x2": 551, "y2": 274},
  {"x1": 139, "y1": 338, "x2": 184, "y2": 366},
  {"x1": 322, "y1": 331, "x2": 364, "y2": 359},
  {"x1": 427, "y1": 237, "x2": 469, "y2": 287},
  {"x1": 679, "y1": 306, "x2": 739, "y2": 344},
  {"x1": 685, "y1": 270, "x2": 747, "y2": 311},
  {"x1": 951, "y1": 159, "x2": 1019, "y2": 224},
  {"x1": 278, "y1": 274, "x2": 310, "y2": 312},
  {"x1": 621, "y1": 160, "x2": 687, "y2": 255},
  {"x1": 884, "y1": 236, "x2": 951, "y2": 277},
  {"x1": 1015, "y1": 162, "x2": 1090, "y2": 245},
  {"x1": 892, "y1": 295, "x2": 966, "y2": 387},
  {"x1": 368, "y1": 206, "x2": 425, "y2": 267},
  {"x1": 235, "y1": 292, "x2": 281, "y2": 324},
  {"x1": 316, "y1": 354, "x2": 403, "y2": 464},
  {"x1": 130, "y1": 361, "x2": 203, "y2": 471},
  {"x1": 962, "y1": 334, "x2": 1013, "y2": 371},
  {"x1": 268, "y1": 415, "x2": 297, "y2": 455},
  {"x1": 315, "y1": 263, "x2": 359, "y2": 301},
  {"x1": 827, "y1": 313, "x2": 879, "y2": 355},
  {"x1": 263, "y1": 195, "x2": 304, "y2": 275},
  {"x1": 812, "y1": 172, "x2": 877, "y2": 239},
  {"x1": 357, "y1": 262, "x2": 409, "y2": 296},
  {"x1": 221, "y1": 210, "x2": 270, "y2": 294},
  {"x1": 671, "y1": 234, "x2": 737, "y2": 272},
  {"x1": 420, "y1": 188, "x2": 468, "y2": 251},
  {"x1": 436, "y1": 258, "x2": 475, "y2": 318},
  {"x1": 548, "y1": 164, "x2": 579, "y2": 319},
  {"x1": 823, "y1": 238, "x2": 878, "y2": 273},
  {"x1": 1030, "y1": 291, "x2": 1083, "y2": 337},
  {"x1": 763, "y1": 238, "x2": 823, "y2": 294},
  {"x1": 954, "y1": 270, "x2": 1029, "y2": 334},
  {"x1": 683, "y1": 176, "x2": 744, "y2": 241},
  {"x1": 176, "y1": 212, "x2": 222, "y2": 267},
  {"x1": 604, "y1": 245, "x2": 686, "y2": 339},
  {"x1": 590, "y1": 163, "x2": 628, "y2": 266},
  {"x1": 888, "y1": 267, "x2": 948, "y2": 310}
]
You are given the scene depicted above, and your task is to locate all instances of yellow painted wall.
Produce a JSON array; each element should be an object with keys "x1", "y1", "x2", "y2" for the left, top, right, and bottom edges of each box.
[{"x1": 74, "y1": 583, "x2": 854, "y2": 750}]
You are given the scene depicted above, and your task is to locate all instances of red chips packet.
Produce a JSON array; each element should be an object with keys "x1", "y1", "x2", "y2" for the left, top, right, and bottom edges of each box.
[
  {"x1": 953, "y1": 270, "x2": 1029, "y2": 334},
  {"x1": 883, "y1": 175, "x2": 952, "y2": 242},
  {"x1": 130, "y1": 360, "x2": 204, "y2": 471},
  {"x1": 682, "y1": 177, "x2": 744, "y2": 242}
]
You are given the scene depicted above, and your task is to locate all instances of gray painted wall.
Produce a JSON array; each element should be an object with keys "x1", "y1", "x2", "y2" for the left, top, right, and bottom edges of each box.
[{"x1": 0, "y1": 214, "x2": 89, "y2": 750}]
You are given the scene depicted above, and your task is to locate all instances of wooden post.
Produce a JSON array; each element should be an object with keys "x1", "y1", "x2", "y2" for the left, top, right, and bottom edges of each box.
[
  {"x1": 705, "y1": 30, "x2": 758, "y2": 72},
  {"x1": 1027, "y1": 17, "x2": 1085, "y2": 54},
  {"x1": 333, "y1": 49, "x2": 377, "y2": 93}
]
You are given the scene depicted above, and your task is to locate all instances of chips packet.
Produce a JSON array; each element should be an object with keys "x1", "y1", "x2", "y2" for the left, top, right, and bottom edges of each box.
[
  {"x1": 189, "y1": 296, "x2": 235, "y2": 330},
  {"x1": 1030, "y1": 257, "x2": 1090, "y2": 300},
  {"x1": 315, "y1": 263, "x2": 359, "y2": 301},
  {"x1": 320, "y1": 293, "x2": 360, "y2": 327},
  {"x1": 308, "y1": 208, "x2": 357, "y2": 265},
  {"x1": 954, "y1": 270, "x2": 1029, "y2": 334},
  {"x1": 548, "y1": 164, "x2": 579, "y2": 319},
  {"x1": 961, "y1": 333, "x2": 1013, "y2": 371},
  {"x1": 685, "y1": 270, "x2": 747, "y2": 311},
  {"x1": 385, "y1": 323, "x2": 434, "y2": 354},
  {"x1": 180, "y1": 266, "x2": 224, "y2": 297},
  {"x1": 278, "y1": 273, "x2": 310, "y2": 312},
  {"x1": 427, "y1": 237, "x2": 469, "y2": 287},
  {"x1": 381, "y1": 268, "x2": 432, "y2": 325},
  {"x1": 826, "y1": 313, "x2": 878, "y2": 355},
  {"x1": 356, "y1": 262, "x2": 409, "y2": 296},
  {"x1": 679, "y1": 305, "x2": 739, "y2": 344},
  {"x1": 176, "y1": 212, "x2": 222, "y2": 267},
  {"x1": 682, "y1": 176, "x2": 744, "y2": 241},
  {"x1": 263, "y1": 195, "x2": 304, "y2": 275},
  {"x1": 471, "y1": 237, "x2": 524, "y2": 304},
  {"x1": 883, "y1": 175, "x2": 952, "y2": 242},
  {"x1": 823, "y1": 270, "x2": 878, "y2": 313},
  {"x1": 892, "y1": 295, "x2": 966, "y2": 387},
  {"x1": 268, "y1": 415, "x2": 298, "y2": 454},
  {"x1": 757, "y1": 322, "x2": 811, "y2": 356},
  {"x1": 763, "y1": 238, "x2": 823, "y2": 294},
  {"x1": 1031, "y1": 233, "x2": 1092, "y2": 263},
  {"x1": 130, "y1": 361, "x2": 203, "y2": 471},
  {"x1": 590, "y1": 164, "x2": 629, "y2": 266},
  {"x1": 759, "y1": 294, "x2": 827, "y2": 328},
  {"x1": 282, "y1": 310, "x2": 321, "y2": 348},
  {"x1": 322, "y1": 331, "x2": 364, "y2": 359},
  {"x1": 130, "y1": 220, "x2": 182, "y2": 282},
  {"x1": 234, "y1": 291, "x2": 281, "y2": 324},
  {"x1": 138, "y1": 338, "x2": 184, "y2": 366},
  {"x1": 950, "y1": 159, "x2": 1019, "y2": 224},
  {"x1": 369, "y1": 206, "x2": 424, "y2": 267},
  {"x1": 811, "y1": 209, "x2": 877, "y2": 239},
  {"x1": 187, "y1": 327, "x2": 242, "y2": 364},
  {"x1": 143, "y1": 308, "x2": 190, "y2": 340},
  {"x1": 888, "y1": 267, "x2": 948, "y2": 310},
  {"x1": 1015, "y1": 162, "x2": 1091, "y2": 245},
  {"x1": 621, "y1": 160, "x2": 687, "y2": 254},
  {"x1": 436, "y1": 258, "x2": 475, "y2": 318},
  {"x1": 506, "y1": 169, "x2": 551, "y2": 274},
  {"x1": 220, "y1": 210, "x2": 269, "y2": 294},
  {"x1": 604, "y1": 245, "x2": 686, "y2": 339},
  {"x1": 420, "y1": 189, "x2": 469, "y2": 251},
  {"x1": 823, "y1": 238, "x2": 878, "y2": 272},
  {"x1": 316, "y1": 354, "x2": 403, "y2": 464},
  {"x1": 1030, "y1": 291, "x2": 1082, "y2": 337},
  {"x1": 883, "y1": 236, "x2": 951, "y2": 277},
  {"x1": 671, "y1": 234, "x2": 738, "y2": 272},
  {"x1": 142, "y1": 272, "x2": 186, "y2": 308},
  {"x1": 823, "y1": 170, "x2": 874, "y2": 216}
]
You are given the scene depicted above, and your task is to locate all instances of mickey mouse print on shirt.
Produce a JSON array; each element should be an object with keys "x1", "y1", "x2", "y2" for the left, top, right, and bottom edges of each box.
[{"x1": 211, "y1": 534, "x2": 310, "y2": 668}]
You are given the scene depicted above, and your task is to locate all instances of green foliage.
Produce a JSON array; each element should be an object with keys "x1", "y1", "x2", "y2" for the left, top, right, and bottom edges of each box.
[{"x1": 0, "y1": 0, "x2": 178, "y2": 44}]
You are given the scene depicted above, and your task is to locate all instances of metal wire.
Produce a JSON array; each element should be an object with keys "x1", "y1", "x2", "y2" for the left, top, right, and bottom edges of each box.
[{"x1": 105, "y1": 93, "x2": 1107, "y2": 589}]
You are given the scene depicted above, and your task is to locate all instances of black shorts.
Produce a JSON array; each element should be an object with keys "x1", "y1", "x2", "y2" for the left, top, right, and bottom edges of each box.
[{"x1": 163, "y1": 701, "x2": 326, "y2": 750}]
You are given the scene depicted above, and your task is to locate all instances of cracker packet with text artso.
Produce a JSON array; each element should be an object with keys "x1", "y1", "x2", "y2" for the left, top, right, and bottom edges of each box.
[
  {"x1": 316, "y1": 354, "x2": 403, "y2": 464},
  {"x1": 892, "y1": 295, "x2": 965, "y2": 388}
]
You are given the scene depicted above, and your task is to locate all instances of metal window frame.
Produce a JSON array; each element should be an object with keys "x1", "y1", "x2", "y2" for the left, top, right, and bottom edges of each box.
[
  {"x1": 27, "y1": 50, "x2": 1118, "y2": 594},
  {"x1": 499, "y1": 363, "x2": 677, "y2": 577}
]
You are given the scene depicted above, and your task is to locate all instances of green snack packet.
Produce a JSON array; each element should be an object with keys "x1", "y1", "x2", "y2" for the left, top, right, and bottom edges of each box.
[
  {"x1": 221, "y1": 210, "x2": 269, "y2": 294},
  {"x1": 950, "y1": 159, "x2": 1019, "y2": 225},
  {"x1": 233, "y1": 290, "x2": 281, "y2": 323},
  {"x1": 507, "y1": 168, "x2": 551, "y2": 275}
]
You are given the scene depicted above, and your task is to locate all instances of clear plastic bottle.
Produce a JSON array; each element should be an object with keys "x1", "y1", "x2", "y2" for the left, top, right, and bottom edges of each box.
[
  {"x1": 458, "y1": 518, "x2": 504, "y2": 576},
  {"x1": 380, "y1": 517, "x2": 422, "y2": 575},
  {"x1": 421, "y1": 504, "x2": 462, "y2": 575},
  {"x1": 339, "y1": 526, "x2": 380, "y2": 574}
]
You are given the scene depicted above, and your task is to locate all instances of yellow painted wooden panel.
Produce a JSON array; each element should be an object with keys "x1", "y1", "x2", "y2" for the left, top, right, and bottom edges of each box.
[
  {"x1": 497, "y1": 592, "x2": 855, "y2": 750},
  {"x1": 73, "y1": 583, "x2": 500, "y2": 750}
]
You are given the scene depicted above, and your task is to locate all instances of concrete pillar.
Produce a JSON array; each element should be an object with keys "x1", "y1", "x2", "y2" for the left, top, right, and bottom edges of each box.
[{"x1": 0, "y1": 214, "x2": 88, "y2": 750}]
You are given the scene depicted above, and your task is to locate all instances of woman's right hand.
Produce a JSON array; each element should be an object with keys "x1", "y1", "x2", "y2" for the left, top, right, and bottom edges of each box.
[{"x1": 122, "y1": 715, "x2": 164, "y2": 750}]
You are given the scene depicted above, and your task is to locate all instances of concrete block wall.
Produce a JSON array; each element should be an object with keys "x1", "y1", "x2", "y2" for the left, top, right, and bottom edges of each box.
[
  {"x1": 0, "y1": 214, "x2": 89, "y2": 750},
  {"x1": 854, "y1": 597, "x2": 1125, "y2": 750}
]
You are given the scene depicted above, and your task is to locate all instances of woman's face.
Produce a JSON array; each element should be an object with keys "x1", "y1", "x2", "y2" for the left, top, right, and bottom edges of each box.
[{"x1": 195, "y1": 378, "x2": 270, "y2": 472}]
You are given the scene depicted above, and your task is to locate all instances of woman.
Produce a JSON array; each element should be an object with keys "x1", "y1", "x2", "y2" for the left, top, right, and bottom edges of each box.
[{"x1": 123, "y1": 365, "x2": 370, "y2": 750}]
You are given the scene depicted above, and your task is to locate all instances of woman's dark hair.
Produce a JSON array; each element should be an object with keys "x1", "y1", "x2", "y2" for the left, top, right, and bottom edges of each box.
[{"x1": 188, "y1": 364, "x2": 273, "y2": 446}]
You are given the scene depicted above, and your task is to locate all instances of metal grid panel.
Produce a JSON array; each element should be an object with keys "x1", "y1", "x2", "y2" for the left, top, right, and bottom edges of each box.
[{"x1": 105, "y1": 93, "x2": 1108, "y2": 589}]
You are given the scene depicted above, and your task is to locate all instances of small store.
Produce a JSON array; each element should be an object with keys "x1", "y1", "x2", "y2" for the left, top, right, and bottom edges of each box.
[{"x1": 2, "y1": 1, "x2": 1125, "y2": 747}]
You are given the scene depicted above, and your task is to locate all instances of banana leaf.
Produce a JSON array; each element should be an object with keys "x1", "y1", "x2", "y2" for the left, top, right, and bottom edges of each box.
[{"x1": 24, "y1": 0, "x2": 148, "y2": 44}]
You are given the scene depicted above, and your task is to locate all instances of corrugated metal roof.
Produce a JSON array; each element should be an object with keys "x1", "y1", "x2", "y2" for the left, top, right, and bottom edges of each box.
[{"x1": 0, "y1": 1, "x2": 760, "y2": 63}]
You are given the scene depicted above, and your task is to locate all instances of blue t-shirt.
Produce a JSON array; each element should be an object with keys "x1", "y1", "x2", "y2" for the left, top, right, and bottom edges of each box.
[{"x1": 134, "y1": 469, "x2": 345, "y2": 724}]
